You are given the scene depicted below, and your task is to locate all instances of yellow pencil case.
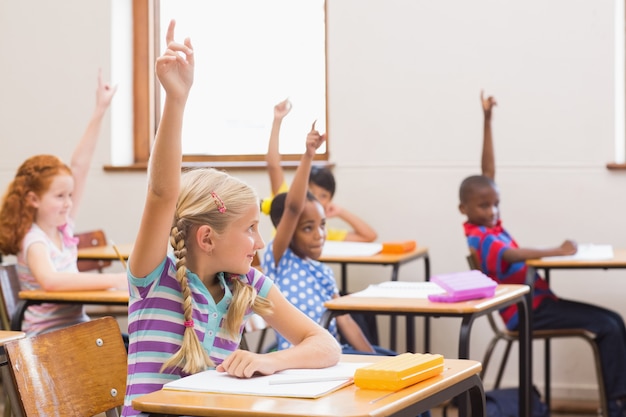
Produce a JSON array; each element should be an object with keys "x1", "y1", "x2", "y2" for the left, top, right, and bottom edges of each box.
[{"x1": 354, "y1": 353, "x2": 444, "y2": 391}]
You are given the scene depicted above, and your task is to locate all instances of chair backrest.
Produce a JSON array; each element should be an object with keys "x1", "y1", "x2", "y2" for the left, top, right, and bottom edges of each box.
[
  {"x1": 76, "y1": 229, "x2": 112, "y2": 272},
  {"x1": 0, "y1": 264, "x2": 22, "y2": 331},
  {"x1": 4, "y1": 317, "x2": 127, "y2": 417}
]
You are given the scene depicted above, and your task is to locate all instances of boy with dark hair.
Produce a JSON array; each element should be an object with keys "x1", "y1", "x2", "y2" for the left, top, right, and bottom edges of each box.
[{"x1": 459, "y1": 91, "x2": 626, "y2": 417}]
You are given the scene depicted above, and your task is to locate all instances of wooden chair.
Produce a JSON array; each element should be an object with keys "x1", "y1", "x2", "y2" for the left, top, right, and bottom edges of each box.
[
  {"x1": 0, "y1": 264, "x2": 21, "y2": 332},
  {"x1": 466, "y1": 252, "x2": 607, "y2": 416},
  {"x1": 76, "y1": 229, "x2": 112, "y2": 273},
  {"x1": 3, "y1": 316, "x2": 127, "y2": 417}
]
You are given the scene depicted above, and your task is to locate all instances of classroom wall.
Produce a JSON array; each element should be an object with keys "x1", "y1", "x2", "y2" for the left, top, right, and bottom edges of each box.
[{"x1": 1, "y1": 0, "x2": 625, "y2": 401}]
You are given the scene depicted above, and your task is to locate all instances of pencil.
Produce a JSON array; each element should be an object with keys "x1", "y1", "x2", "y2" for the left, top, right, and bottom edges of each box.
[
  {"x1": 111, "y1": 243, "x2": 128, "y2": 269},
  {"x1": 268, "y1": 376, "x2": 353, "y2": 385}
]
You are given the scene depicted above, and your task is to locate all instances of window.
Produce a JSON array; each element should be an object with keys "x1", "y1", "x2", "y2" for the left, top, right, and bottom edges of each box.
[{"x1": 127, "y1": 0, "x2": 328, "y2": 168}]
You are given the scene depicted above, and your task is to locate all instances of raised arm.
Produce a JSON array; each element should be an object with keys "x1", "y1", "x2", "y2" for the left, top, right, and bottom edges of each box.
[
  {"x1": 271, "y1": 122, "x2": 326, "y2": 265},
  {"x1": 266, "y1": 99, "x2": 292, "y2": 196},
  {"x1": 480, "y1": 90, "x2": 497, "y2": 180},
  {"x1": 69, "y1": 69, "x2": 117, "y2": 219},
  {"x1": 130, "y1": 20, "x2": 195, "y2": 278}
]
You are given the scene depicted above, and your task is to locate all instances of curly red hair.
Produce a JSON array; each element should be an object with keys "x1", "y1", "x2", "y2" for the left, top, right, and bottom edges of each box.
[{"x1": 0, "y1": 155, "x2": 72, "y2": 255}]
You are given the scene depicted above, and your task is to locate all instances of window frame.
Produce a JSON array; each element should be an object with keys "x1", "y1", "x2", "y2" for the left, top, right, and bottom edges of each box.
[{"x1": 129, "y1": 0, "x2": 330, "y2": 169}]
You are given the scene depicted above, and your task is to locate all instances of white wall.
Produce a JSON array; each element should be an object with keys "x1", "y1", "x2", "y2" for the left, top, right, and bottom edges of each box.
[{"x1": 1, "y1": 0, "x2": 625, "y2": 401}]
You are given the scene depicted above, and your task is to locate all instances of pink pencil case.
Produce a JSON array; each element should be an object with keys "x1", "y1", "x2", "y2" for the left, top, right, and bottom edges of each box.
[{"x1": 427, "y1": 270, "x2": 497, "y2": 302}]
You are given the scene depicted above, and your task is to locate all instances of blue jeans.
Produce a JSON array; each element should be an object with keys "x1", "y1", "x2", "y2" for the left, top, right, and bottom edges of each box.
[{"x1": 524, "y1": 298, "x2": 626, "y2": 403}]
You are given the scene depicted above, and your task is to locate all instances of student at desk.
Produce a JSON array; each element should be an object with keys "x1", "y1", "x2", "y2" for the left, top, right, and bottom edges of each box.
[
  {"x1": 459, "y1": 91, "x2": 626, "y2": 417},
  {"x1": 262, "y1": 121, "x2": 395, "y2": 357},
  {"x1": 122, "y1": 21, "x2": 341, "y2": 417},
  {"x1": 0, "y1": 70, "x2": 127, "y2": 336},
  {"x1": 260, "y1": 98, "x2": 377, "y2": 242}
]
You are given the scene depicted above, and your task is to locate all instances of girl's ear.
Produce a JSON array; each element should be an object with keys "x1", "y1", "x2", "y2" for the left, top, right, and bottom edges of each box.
[
  {"x1": 196, "y1": 225, "x2": 215, "y2": 253},
  {"x1": 25, "y1": 191, "x2": 39, "y2": 208}
]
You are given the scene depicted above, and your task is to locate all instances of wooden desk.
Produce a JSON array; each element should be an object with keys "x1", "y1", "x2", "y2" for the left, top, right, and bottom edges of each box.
[
  {"x1": 77, "y1": 243, "x2": 133, "y2": 261},
  {"x1": 525, "y1": 249, "x2": 626, "y2": 412},
  {"x1": 321, "y1": 284, "x2": 531, "y2": 417},
  {"x1": 320, "y1": 246, "x2": 430, "y2": 294},
  {"x1": 132, "y1": 355, "x2": 485, "y2": 417},
  {"x1": 320, "y1": 246, "x2": 430, "y2": 351},
  {"x1": 11, "y1": 289, "x2": 129, "y2": 331}
]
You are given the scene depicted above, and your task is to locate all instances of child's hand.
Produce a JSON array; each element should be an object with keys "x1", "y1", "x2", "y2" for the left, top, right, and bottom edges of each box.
[
  {"x1": 324, "y1": 202, "x2": 342, "y2": 218},
  {"x1": 480, "y1": 90, "x2": 497, "y2": 119},
  {"x1": 216, "y1": 349, "x2": 277, "y2": 378},
  {"x1": 155, "y1": 20, "x2": 194, "y2": 100},
  {"x1": 305, "y1": 120, "x2": 326, "y2": 157},
  {"x1": 559, "y1": 239, "x2": 578, "y2": 255},
  {"x1": 95, "y1": 68, "x2": 118, "y2": 111},
  {"x1": 274, "y1": 99, "x2": 292, "y2": 120}
]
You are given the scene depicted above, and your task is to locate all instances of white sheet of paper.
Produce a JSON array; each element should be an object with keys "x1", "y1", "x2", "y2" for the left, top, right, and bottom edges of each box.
[
  {"x1": 163, "y1": 362, "x2": 372, "y2": 398},
  {"x1": 321, "y1": 241, "x2": 383, "y2": 257},
  {"x1": 541, "y1": 244, "x2": 614, "y2": 261},
  {"x1": 350, "y1": 281, "x2": 446, "y2": 299}
]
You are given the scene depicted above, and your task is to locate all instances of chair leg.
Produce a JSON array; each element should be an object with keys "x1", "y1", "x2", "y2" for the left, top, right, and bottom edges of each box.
[
  {"x1": 544, "y1": 339, "x2": 551, "y2": 413},
  {"x1": 494, "y1": 340, "x2": 513, "y2": 390},
  {"x1": 479, "y1": 336, "x2": 501, "y2": 380}
]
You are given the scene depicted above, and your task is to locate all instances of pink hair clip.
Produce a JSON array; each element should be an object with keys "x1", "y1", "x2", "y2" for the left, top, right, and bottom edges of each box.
[
  {"x1": 183, "y1": 320, "x2": 194, "y2": 328},
  {"x1": 211, "y1": 191, "x2": 227, "y2": 213}
]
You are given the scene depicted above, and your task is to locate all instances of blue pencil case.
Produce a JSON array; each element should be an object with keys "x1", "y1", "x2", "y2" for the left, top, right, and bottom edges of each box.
[{"x1": 427, "y1": 270, "x2": 497, "y2": 302}]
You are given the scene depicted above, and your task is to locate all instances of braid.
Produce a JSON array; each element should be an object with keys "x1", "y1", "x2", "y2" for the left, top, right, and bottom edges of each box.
[
  {"x1": 160, "y1": 220, "x2": 214, "y2": 374},
  {"x1": 226, "y1": 277, "x2": 273, "y2": 337}
]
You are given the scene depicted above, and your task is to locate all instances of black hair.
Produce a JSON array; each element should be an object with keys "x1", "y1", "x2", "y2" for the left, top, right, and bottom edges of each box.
[
  {"x1": 309, "y1": 166, "x2": 336, "y2": 197},
  {"x1": 459, "y1": 175, "x2": 497, "y2": 203},
  {"x1": 269, "y1": 191, "x2": 318, "y2": 228}
]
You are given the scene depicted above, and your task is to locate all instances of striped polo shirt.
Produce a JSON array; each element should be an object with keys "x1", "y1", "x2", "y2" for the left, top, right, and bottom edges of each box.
[
  {"x1": 122, "y1": 255, "x2": 273, "y2": 417},
  {"x1": 464, "y1": 220, "x2": 556, "y2": 330}
]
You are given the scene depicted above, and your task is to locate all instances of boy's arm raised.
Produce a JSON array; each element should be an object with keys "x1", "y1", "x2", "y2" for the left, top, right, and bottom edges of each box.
[
  {"x1": 480, "y1": 90, "x2": 497, "y2": 180},
  {"x1": 131, "y1": 20, "x2": 194, "y2": 278}
]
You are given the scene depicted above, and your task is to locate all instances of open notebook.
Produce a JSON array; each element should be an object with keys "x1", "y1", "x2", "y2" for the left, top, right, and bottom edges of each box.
[
  {"x1": 163, "y1": 362, "x2": 372, "y2": 398},
  {"x1": 541, "y1": 244, "x2": 614, "y2": 261}
]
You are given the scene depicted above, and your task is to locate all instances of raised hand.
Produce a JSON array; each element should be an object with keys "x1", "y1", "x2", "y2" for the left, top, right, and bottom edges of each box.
[
  {"x1": 306, "y1": 120, "x2": 326, "y2": 157},
  {"x1": 274, "y1": 98, "x2": 292, "y2": 120},
  {"x1": 95, "y1": 68, "x2": 118, "y2": 111},
  {"x1": 480, "y1": 90, "x2": 497, "y2": 119},
  {"x1": 155, "y1": 19, "x2": 195, "y2": 100}
]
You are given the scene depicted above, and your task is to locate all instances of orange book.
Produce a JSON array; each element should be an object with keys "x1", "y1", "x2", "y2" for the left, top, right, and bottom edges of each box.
[{"x1": 381, "y1": 240, "x2": 417, "y2": 254}]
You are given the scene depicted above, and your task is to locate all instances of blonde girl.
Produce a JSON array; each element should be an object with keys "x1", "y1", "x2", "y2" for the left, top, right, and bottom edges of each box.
[{"x1": 122, "y1": 20, "x2": 340, "y2": 417}]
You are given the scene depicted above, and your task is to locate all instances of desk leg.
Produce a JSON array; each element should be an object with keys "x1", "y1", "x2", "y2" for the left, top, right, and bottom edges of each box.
[
  {"x1": 456, "y1": 315, "x2": 478, "y2": 417},
  {"x1": 10, "y1": 301, "x2": 28, "y2": 332},
  {"x1": 389, "y1": 265, "x2": 401, "y2": 352},
  {"x1": 424, "y1": 255, "x2": 431, "y2": 353},
  {"x1": 516, "y1": 294, "x2": 531, "y2": 417},
  {"x1": 340, "y1": 263, "x2": 348, "y2": 294}
]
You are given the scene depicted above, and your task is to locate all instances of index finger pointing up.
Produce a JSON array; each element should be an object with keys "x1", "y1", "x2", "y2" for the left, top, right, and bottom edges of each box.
[{"x1": 165, "y1": 19, "x2": 176, "y2": 45}]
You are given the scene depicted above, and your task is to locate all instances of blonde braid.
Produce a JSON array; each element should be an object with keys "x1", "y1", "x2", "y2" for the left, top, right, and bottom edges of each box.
[
  {"x1": 160, "y1": 220, "x2": 214, "y2": 374},
  {"x1": 225, "y1": 277, "x2": 273, "y2": 337}
]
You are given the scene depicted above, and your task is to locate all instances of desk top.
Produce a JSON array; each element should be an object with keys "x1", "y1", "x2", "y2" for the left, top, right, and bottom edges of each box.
[
  {"x1": 77, "y1": 243, "x2": 133, "y2": 261},
  {"x1": 323, "y1": 284, "x2": 528, "y2": 315},
  {"x1": 132, "y1": 355, "x2": 482, "y2": 417},
  {"x1": 19, "y1": 289, "x2": 129, "y2": 304},
  {"x1": 526, "y1": 248, "x2": 626, "y2": 268},
  {"x1": 319, "y1": 246, "x2": 429, "y2": 265},
  {"x1": 0, "y1": 330, "x2": 25, "y2": 345}
]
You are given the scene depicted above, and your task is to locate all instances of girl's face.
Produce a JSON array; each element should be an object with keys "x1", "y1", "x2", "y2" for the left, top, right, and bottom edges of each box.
[
  {"x1": 212, "y1": 204, "x2": 265, "y2": 275},
  {"x1": 31, "y1": 174, "x2": 74, "y2": 228},
  {"x1": 291, "y1": 200, "x2": 326, "y2": 260}
]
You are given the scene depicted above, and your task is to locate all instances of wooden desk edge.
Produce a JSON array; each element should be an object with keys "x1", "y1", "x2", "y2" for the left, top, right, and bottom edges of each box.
[{"x1": 131, "y1": 358, "x2": 482, "y2": 417}]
